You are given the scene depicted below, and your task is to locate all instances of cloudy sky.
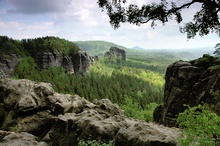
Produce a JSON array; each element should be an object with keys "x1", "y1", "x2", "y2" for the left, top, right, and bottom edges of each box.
[{"x1": 0, "y1": 0, "x2": 219, "y2": 49}]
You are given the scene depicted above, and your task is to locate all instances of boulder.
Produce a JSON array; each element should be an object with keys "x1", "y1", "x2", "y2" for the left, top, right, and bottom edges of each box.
[
  {"x1": 115, "y1": 121, "x2": 179, "y2": 146},
  {"x1": 49, "y1": 110, "x2": 179, "y2": 146},
  {"x1": 0, "y1": 131, "x2": 48, "y2": 146},
  {"x1": 0, "y1": 78, "x2": 180, "y2": 145},
  {"x1": 154, "y1": 55, "x2": 220, "y2": 127}
]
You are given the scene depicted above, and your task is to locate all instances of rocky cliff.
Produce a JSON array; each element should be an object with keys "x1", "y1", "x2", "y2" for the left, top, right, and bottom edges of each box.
[
  {"x1": 0, "y1": 51, "x2": 95, "y2": 76},
  {"x1": 33, "y1": 51, "x2": 94, "y2": 75},
  {"x1": 0, "y1": 54, "x2": 21, "y2": 78},
  {"x1": 105, "y1": 47, "x2": 126, "y2": 62},
  {"x1": 154, "y1": 55, "x2": 220, "y2": 127},
  {"x1": 0, "y1": 78, "x2": 179, "y2": 146}
]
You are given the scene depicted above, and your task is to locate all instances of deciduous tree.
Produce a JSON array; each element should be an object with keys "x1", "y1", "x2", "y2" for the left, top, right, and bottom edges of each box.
[{"x1": 98, "y1": 0, "x2": 220, "y2": 39}]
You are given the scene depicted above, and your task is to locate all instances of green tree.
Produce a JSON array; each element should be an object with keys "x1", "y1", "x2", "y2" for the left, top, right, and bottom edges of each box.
[
  {"x1": 0, "y1": 36, "x2": 25, "y2": 55},
  {"x1": 177, "y1": 105, "x2": 220, "y2": 146},
  {"x1": 13, "y1": 57, "x2": 39, "y2": 79},
  {"x1": 98, "y1": 0, "x2": 220, "y2": 39}
]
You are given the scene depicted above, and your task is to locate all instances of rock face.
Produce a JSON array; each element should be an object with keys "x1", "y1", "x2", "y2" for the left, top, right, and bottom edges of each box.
[
  {"x1": 105, "y1": 47, "x2": 126, "y2": 62},
  {"x1": 33, "y1": 51, "x2": 94, "y2": 74},
  {"x1": 0, "y1": 54, "x2": 21, "y2": 77},
  {"x1": 154, "y1": 55, "x2": 220, "y2": 127},
  {"x1": 71, "y1": 51, "x2": 93, "y2": 75},
  {"x1": 0, "y1": 78, "x2": 179, "y2": 146},
  {"x1": 0, "y1": 51, "x2": 94, "y2": 76}
]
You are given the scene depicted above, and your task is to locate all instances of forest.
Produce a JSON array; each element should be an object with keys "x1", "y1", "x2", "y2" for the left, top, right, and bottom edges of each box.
[
  {"x1": 11, "y1": 54, "x2": 167, "y2": 121},
  {"x1": 0, "y1": 35, "x2": 80, "y2": 56},
  {"x1": 1, "y1": 35, "x2": 220, "y2": 145},
  {"x1": 0, "y1": 35, "x2": 175, "y2": 121}
]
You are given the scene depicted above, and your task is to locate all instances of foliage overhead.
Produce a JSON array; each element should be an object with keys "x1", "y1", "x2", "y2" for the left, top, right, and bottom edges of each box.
[
  {"x1": 214, "y1": 43, "x2": 220, "y2": 58},
  {"x1": 97, "y1": 0, "x2": 220, "y2": 39}
]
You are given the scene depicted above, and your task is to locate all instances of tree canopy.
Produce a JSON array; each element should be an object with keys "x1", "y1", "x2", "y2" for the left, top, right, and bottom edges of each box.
[{"x1": 97, "y1": 0, "x2": 220, "y2": 39}]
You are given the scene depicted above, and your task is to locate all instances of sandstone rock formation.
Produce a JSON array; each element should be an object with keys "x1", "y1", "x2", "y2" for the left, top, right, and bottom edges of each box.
[
  {"x1": 154, "y1": 55, "x2": 220, "y2": 127},
  {"x1": 0, "y1": 78, "x2": 179, "y2": 146},
  {"x1": 105, "y1": 47, "x2": 126, "y2": 62},
  {"x1": 71, "y1": 51, "x2": 93, "y2": 75},
  {"x1": 0, "y1": 51, "x2": 94, "y2": 76},
  {"x1": 33, "y1": 51, "x2": 94, "y2": 75},
  {"x1": 0, "y1": 54, "x2": 21, "y2": 77}
]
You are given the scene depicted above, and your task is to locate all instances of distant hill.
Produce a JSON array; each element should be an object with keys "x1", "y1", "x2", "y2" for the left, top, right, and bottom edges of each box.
[
  {"x1": 74, "y1": 40, "x2": 128, "y2": 56},
  {"x1": 75, "y1": 40, "x2": 215, "y2": 60},
  {"x1": 129, "y1": 46, "x2": 215, "y2": 60},
  {"x1": 131, "y1": 46, "x2": 146, "y2": 51}
]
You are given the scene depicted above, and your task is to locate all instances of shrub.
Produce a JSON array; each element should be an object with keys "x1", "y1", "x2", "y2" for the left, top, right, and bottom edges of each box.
[{"x1": 177, "y1": 105, "x2": 220, "y2": 146}]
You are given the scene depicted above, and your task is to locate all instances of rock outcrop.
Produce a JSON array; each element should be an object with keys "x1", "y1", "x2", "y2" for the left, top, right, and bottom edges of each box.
[
  {"x1": 105, "y1": 47, "x2": 126, "y2": 62},
  {"x1": 34, "y1": 51, "x2": 74, "y2": 74},
  {"x1": 0, "y1": 54, "x2": 21, "y2": 78},
  {"x1": 154, "y1": 55, "x2": 220, "y2": 127},
  {"x1": 33, "y1": 51, "x2": 94, "y2": 75},
  {"x1": 0, "y1": 51, "x2": 94, "y2": 76},
  {"x1": 71, "y1": 51, "x2": 93, "y2": 75},
  {"x1": 0, "y1": 78, "x2": 179, "y2": 146}
]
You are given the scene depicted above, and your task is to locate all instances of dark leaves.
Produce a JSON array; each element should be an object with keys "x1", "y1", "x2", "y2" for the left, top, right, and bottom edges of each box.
[{"x1": 97, "y1": 0, "x2": 220, "y2": 39}]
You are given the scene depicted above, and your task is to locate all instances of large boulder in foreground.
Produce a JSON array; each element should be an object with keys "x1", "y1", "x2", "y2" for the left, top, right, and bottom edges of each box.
[
  {"x1": 0, "y1": 130, "x2": 48, "y2": 146},
  {"x1": 154, "y1": 55, "x2": 220, "y2": 127},
  {"x1": 0, "y1": 78, "x2": 179, "y2": 146}
]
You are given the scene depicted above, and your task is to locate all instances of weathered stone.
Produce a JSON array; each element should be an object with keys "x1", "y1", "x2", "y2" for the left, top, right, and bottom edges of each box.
[
  {"x1": 154, "y1": 55, "x2": 220, "y2": 127},
  {"x1": 0, "y1": 78, "x2": 180, "y2": 145},
  {"x1": 105, "y1": 47, "x2": 126, "y2": 62},
  {"x1": 0, "y1": 54, "x2": 21, "y2": 77},
  {"x1": 0, "y1": 131, "x2": 49, "y2": 146},
  {"x1": 34, "y1": 82, "x2": 55, "y2": 97},
  {"x1": 71, "y1": 51, "x2": 92, "y2": 75},
  {"x1": 115, "y1": 121, "x2": 179, "y2": 146},
  {"x1": 32, "y1": 51, "x2": 94, "y2": 75},
  {"x1": 49, "y1": 110, "x2": 179, "y2": 146},
  {"x1": 16, "y1": 111, "x2": 54, "y2": 138},
  {"x1": 34, "y1": 52, "x2": 64, "y2": 70},
  {"x1": 93, "y1": 98, "x2": 124, "y2": 116},
  {"x1": 0, "y1": 130, "x2": 13, "y2": 141},
  {"x1": 15, "y1": 94, "x2": 39, "y2": 113},
  {"x1": 50, "y1": 94, "x2": 89, "y2": 115}
]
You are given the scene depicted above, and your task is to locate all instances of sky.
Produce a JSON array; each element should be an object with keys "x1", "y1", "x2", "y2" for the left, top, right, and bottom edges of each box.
[{"x1": 0, "y1": 0, "x2": 219, "y2": 50}]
